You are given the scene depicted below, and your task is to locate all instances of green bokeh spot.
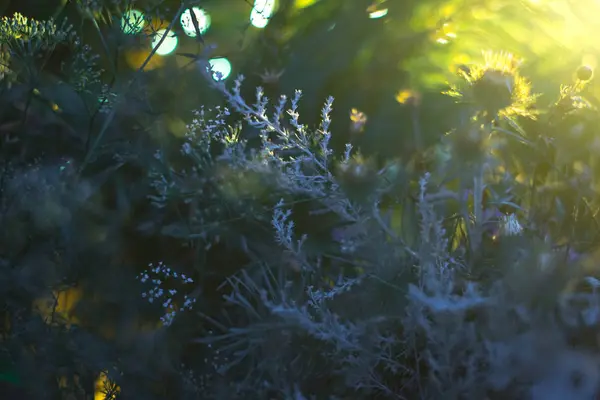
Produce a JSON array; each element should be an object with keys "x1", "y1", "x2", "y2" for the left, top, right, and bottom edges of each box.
[{"x1": 121, "y1": 9, "x2": 145, "y2": 35}]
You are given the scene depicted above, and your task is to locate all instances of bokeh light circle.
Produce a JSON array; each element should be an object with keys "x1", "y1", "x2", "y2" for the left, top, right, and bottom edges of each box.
[
  {"x1": 208, "y1": 57, "x2": 232, "y2": 81},
  {"x1": 250, "y1": 0, "x2": 276, "y2": 29},
  {"x1": 121, "y1": 9, "x2": 145, "y2": 34},
  {"x1": 151, "y1": 29, "x2": 178, "y2": 56},
  {"x1": 181, "y1": 7, "x2": 211, "y2": 37}
]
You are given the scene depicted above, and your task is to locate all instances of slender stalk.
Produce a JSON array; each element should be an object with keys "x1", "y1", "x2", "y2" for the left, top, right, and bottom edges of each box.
[
  {"x1": 79, "y1": 2, "x2": 186, "y2": 173},
  {"x1": 472, "y1": 163, "x2": 484, "y2": 252},
  {"x1": 411, "y1": 103, "x2": 422, "y2": 151}
]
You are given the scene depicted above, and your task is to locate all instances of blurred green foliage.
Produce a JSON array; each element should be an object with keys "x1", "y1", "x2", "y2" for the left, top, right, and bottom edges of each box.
[{"x1": 4, "y1": 0, "x2": 599, "y2": 157}]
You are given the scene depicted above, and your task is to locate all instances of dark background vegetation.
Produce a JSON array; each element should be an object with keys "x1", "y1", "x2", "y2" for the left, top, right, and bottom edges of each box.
[{"x1": 2, "y1": 0, "x2": 600, "y2": 399}]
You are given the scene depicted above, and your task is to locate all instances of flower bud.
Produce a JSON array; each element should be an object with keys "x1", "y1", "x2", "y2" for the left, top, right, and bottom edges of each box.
[
  {"x1": 472, "y1": 69, "x2": 515, "y2": 115},
  {"x1": 576, "y1": 65, "x2": 594, "y2": 82}
]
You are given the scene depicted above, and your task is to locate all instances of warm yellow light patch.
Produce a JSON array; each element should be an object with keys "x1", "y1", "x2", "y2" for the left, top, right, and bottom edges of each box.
[
  {"x1": 165, "y1": 116, "x2": 188, "y2": 138},
  {"x1": 450, "y1": 53, "x2": 472, "y2": 73},
  {"x1": 350, "y1": 108, "x2": 367, "y2": 123},
  {"x1": 582, "y1": 54, "x2": 598, "y2": 70},
  {"x1": 95, "y1": 372, "x2": 120, "y2": 400},
  {"x1": 33, "y1": 287, "x2": 82, "y2": 326},
  {"x1": 395, "y1": 89, "x2": 421, "y2": 105},
  {"x1": 124, "y1": 48, "x2": 165, "y2": 70},
  {"x1": 396, "y1": 90, "x2": 412, "y2": 104},
  {"x1": 451, "y1": 219, "x2": 468, "y2": 251},
  {"x1": 440, "y1": 4, "x2": 456, "y2": 17},
  {"x1": 471, "y1": 6, "x2": 493, "y2": 20},
  {"x1": 294, "y1": 0, "x2": 319, "y2": 8},
  {"x1": 515, "y1": 173, "x2": 527, "y2": 184},
  {"x1": 349, "y1": 108, "x2": 368, "y2": 132}
]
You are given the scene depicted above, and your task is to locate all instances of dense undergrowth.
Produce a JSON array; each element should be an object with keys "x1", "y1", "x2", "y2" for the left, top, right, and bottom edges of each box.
[{"x1": 2, "y1": 0, "x2": 600, "y2": 399}]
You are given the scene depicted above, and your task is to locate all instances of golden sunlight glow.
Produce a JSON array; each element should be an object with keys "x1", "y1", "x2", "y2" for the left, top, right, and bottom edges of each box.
[
  {"x1": 151, "y1": 29, "x2": 178, "y2": 56},
  {"x1": 582, "y1": 54, "x2": 598, "y2": 69},
  {"x1": 94, "y1": 372, "x2": 120, "y2": 400},
  {"x1": 295, "y1": 0, "x2": 320, "y2": 8},
  {"x1": 349, "y1": 108, "x2": 368, "y2": 133},
  {"x1": 250, "y1": 0, "x2": 276, "y2": 28},
  {"x1": 395, "y1": 89, "x2": 421, "y2": 105},
  {"x1": 124, "y1": 48, "x2": 164, "y2": 70},
  {"x1": 33, "y1": 287, "x2": 82, "y2": 326},
  {"x1": 180, "y1": 7, "x2": 211, "y2": 37},
  {"x1": 449, "y1": 53, "x2": 472, "y2": 73}
]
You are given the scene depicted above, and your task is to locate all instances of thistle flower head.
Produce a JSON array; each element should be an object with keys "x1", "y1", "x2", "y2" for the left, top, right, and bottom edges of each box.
[{"x1": 447, "y1": 51, "x2": 537, "y2": 119}]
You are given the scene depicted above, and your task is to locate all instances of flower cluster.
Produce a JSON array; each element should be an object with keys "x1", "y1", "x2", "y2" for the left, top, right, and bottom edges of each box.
[{"x1": 137, "y1": 262, "x2": 196, "y2": 327}]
